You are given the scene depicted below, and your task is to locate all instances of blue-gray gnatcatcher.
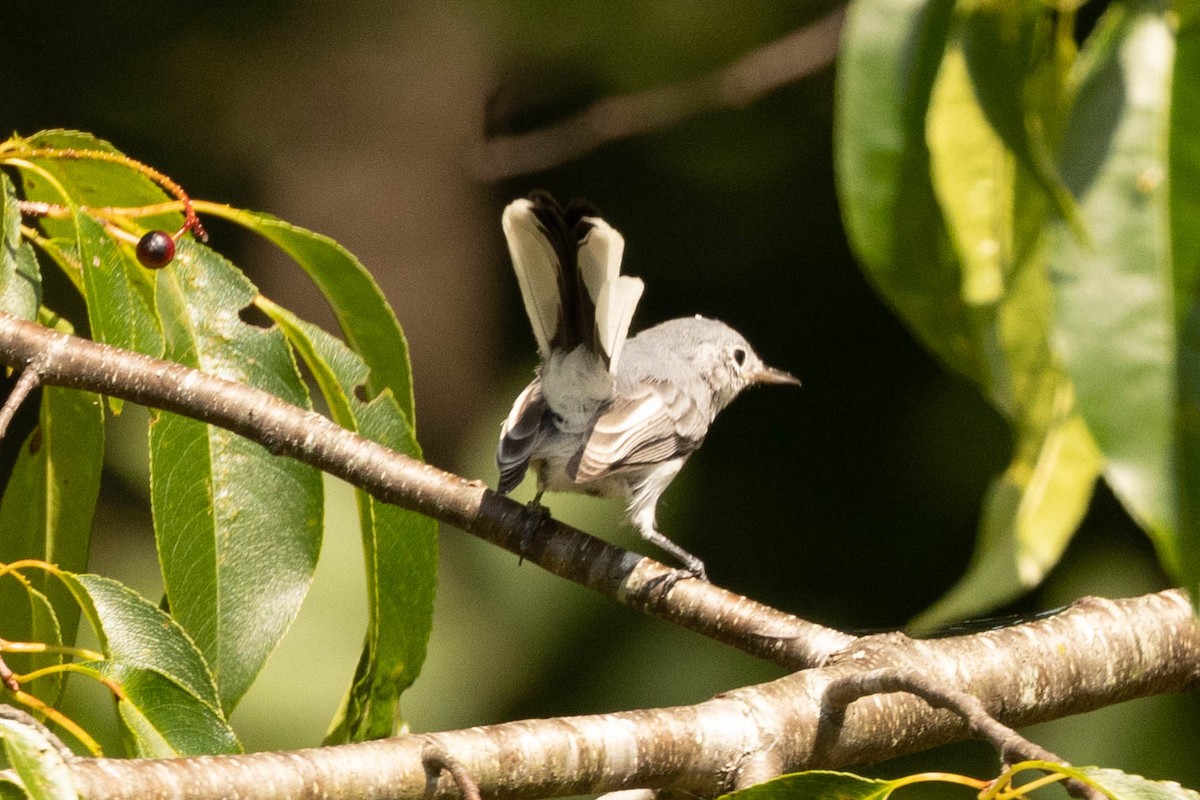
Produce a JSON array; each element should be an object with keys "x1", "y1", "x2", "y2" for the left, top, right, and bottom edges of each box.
[{"x1": 496, "y1": 192, "x2": 799, "y2": 579}]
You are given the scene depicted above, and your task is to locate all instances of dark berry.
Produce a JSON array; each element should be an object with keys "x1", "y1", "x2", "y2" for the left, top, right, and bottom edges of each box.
[{"x1": 136, "y1": 230, "x2": 176, "y2": 268}]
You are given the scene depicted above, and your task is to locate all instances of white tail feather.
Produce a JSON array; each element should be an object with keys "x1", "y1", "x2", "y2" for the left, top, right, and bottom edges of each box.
[
  {"x1": 596, "y1": 275, "x2": 644, "y2": 373},
  {"x1": 577, "y1": 216, "x2": 625, "y2": 305},
  {"x1": 502, "y1": 199, "x2": 561, "y2": 356}
]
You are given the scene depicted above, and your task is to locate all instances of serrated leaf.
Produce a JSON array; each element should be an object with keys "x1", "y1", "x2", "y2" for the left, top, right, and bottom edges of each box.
[
  {"x1": 85, "y1": 663, "x2": 240, "y2": 757},
  {"x1": 719, "y1": 770, "x2": 897, "y2": 800},
  {"x1": 835, "y1": 0, "x2": 979, "y2": 380},
  {"x1": 150, "y1": 239, "x2": 323, "y2": 712},
  {"x1": 0, "y1": 717, "x2": 76, "y2": 800},
  {"x1": 0, "y1": 367, "x2": 103, "y2": 660},
  {"x1": 202, "y1": 205, "x2": 416, "y2": 426},
  {"x1": 62, "y1": 574, "x2": 221, "y2": 712},
  {"x1": 257, "y1": 298, "x2": 436, "y2": 743},
  {"x1": 1045, "y1": 0, "x2": 1178, "y2": 570},
  {"x1": 1074, "y1": 766, "x2": 1200, "y2": 800},
  {"x1": 0, "y1": 173, "x2": 41, "y2": 319}
]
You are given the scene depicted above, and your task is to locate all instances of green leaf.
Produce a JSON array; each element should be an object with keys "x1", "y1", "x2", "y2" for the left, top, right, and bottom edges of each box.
[
  {"x1": 62, "y1": 574, "x2": 221, "y2": 712},
  {"x1": 202, "y1": 205, "x2": 417, "y2": 426},
  {"x1": 257, "y1": 298, "x2": 436, "y2": 743},
  {"x1": 718, "y1": 770, "x2": 897, "y2": 800},
  {"x1": 12, "y1": 130, "x2": 182, "y2": 239},
  {"x1": 835, "y1": 0, "x2": 979, "y2": 380},
  {"x1": 0, "y1": 716, "x2": 77, "y2": 800},
  {"x1": 0, "y1": 327, "x2": 104, "y2": 657},
  {"x1": 90, "y1": 663, "x2": 240, "y2": 757},
  {"x1": 912, "y1": 389, "x2": 1100, "y2": 630},
  {"x1": 913, "y1": 24, "x2": 1101, "y2": 628},
  {"x1": 149, "y1": 239, "x2": 323, "y2": 712},
  {"x1": 957, "y1": 1, "x2": 1083, "y2": 234},
  {"x1": 0, "y1": 173, "x2": 41, "y2": 319},
  {"x1": 1045, "y1": 0, "x2": 1178, "y2": 570},
  {"x1": 1074, "y1": 766, "x2": 1200, "y2": 799},
  {"x1": 10, "y1": 135, "x2": 164, "y2": 357}
]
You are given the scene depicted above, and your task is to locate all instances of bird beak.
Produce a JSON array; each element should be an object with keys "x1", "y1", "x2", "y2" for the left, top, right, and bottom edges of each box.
[{"x1": 752, "y1": 366, "x2": 801, "y2": 387}]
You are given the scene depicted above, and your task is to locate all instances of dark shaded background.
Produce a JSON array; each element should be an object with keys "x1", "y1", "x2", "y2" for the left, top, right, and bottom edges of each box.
[{"x1": 3, "y1": 0, "x2": 1195, "y2": 786}]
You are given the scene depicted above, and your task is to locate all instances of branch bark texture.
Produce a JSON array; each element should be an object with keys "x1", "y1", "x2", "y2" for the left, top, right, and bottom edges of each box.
[
  {"x1": 59, "y1": 591, "x2": 1200, "y2": 799},
  {"x1": 1, "y1": 313, "x2": 1198, "y2": 798}
]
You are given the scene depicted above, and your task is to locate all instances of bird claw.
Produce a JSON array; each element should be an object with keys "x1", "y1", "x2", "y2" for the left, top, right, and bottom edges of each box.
[{"x1": 517, "y1": 495, "x2": 551, "y2": 565}]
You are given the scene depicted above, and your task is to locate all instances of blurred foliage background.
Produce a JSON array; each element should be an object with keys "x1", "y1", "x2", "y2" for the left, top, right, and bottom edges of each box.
[{"x1": 3, "y1": 0, "x2": 1197, "y2": 789}]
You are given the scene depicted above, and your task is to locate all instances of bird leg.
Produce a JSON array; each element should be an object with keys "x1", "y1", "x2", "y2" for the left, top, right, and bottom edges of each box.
[
  {"x1": 631, "y1": 508, "x2": 707, "y2": 580},
  {"x1": 518, "y1": 488, "x2": 551, "y2": 565}
]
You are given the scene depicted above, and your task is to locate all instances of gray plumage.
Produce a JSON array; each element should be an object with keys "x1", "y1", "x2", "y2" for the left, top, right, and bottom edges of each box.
[{"x1": 496, "y1": 193, "x2": 798, "y2": 579}]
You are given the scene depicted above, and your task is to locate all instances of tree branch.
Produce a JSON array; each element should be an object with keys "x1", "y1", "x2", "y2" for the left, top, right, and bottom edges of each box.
[
  {"x1": 472, "y1": 8, "x2": 845, "y2": 180},
  {"x1": 59, "y1": 591, "x2": 1200, "y2": 799},
  {"x1": 0, "y1": 311, "x2": 853, "y2": 670}
]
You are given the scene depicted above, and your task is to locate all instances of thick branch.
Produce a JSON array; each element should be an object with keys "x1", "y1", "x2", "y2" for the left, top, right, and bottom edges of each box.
[
  {"x1": 60, "y1": 591, "x2": 1200, "y2": 799},
  {"x1": 0, "y1": 311, "x2": 852, "y2": 669}
]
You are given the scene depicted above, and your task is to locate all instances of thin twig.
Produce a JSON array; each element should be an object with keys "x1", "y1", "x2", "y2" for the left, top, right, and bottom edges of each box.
[
  {"x1": 820, "y1": 668, "x2": 1104, "y2": 800},
  {"x1": 0, "y1": 311, "x2": 853, "y2": 669},
  {"x1": 0, "y1": 364, "x2": 41, "y2": 444},
  {"x1": 422, "y1": 744, "x2": 482, "y2": 800},
  {"x1": 473, "y1": 7, "x2": 845, "y2": 180},
  {"x1": 0, "y1": 656, "x2": 18, "y2": 692}
]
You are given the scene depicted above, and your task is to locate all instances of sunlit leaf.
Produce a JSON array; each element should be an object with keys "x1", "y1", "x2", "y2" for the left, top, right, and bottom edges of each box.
[
  {"x1": 913, "y1": 24, "x2": 1101, "y2": 628},
  {"x1": 718, "y1": 770, "x2": 898, "y2": 800},
  {"x1": 1045, "y1": 0, "x2": 1178, "y2": 569},
  {"x1": 13, "y1": 131, "x2": 167, "y2": 357},
  {"x1": 149, "y1": 240, "x2": 323, "y2": 713}
]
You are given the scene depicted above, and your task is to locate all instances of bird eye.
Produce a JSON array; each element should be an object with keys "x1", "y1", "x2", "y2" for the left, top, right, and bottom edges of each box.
[{"x1": 732, "y1": 348, "x2": 747, "y2": 367}]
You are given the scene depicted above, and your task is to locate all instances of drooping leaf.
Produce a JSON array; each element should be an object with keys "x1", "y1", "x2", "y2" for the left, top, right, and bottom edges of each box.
[
  {"x1": 0, "y1": 315, "x2": 104, "y2": 659},
  {"x1": 62, "y1": 573, "x2": 221, "y2": 712},
  {"x1": 912, "y1": 21, "x2": 1101, "y2": 628},
  {"x1": 257, "y1": 298, "x2": 436, "y2": 743},
  {"x1": 0, "y1": 173, "x2": 41, "y2": 319},
  {"x1": 201, "y1": 205, "x2": 416, "y2": 426},
  {"x1": 1045, "y1": 0, "x2": 1178, "y2": 570},
  {"x1": 835, "y1": 0, "x2": 977, "y2": 380},
  {"x1": 149, "y1": 239, "x2": 323, "y2": 713},
  {"x1": 91, "y1": 662, "x2": 240, "y2": 758},
  {"x1": 0, "y1": 716, "x2": 77, "y2": 800}
]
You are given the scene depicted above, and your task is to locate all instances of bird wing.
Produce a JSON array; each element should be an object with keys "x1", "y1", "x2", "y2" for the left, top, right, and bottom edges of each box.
[
  {"x1": 569, "y1": 381, "x2": 709, "y2": 483},
  {"x1": 496, "y1": 378, "x2": 550, "y2": 494}
]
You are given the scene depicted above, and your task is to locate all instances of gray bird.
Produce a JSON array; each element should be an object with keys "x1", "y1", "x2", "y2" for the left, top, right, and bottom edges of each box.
[{"x1": 496, "y1": 192, "x2": 799, "y2": 579}]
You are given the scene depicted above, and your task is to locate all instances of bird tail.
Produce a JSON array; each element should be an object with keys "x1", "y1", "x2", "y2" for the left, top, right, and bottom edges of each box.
[{"x1": 501, "y1": 192, "x2": 643, "y2": 374}]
